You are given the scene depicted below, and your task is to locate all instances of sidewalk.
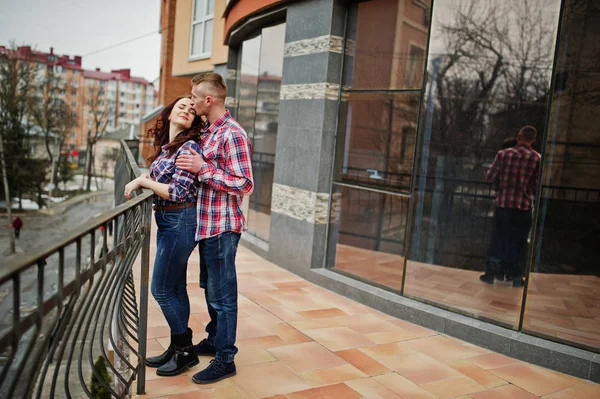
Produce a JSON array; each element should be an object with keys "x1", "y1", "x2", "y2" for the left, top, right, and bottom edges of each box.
[{"x1": 133, "y1": 223, "x2": 600, "y2": 399}]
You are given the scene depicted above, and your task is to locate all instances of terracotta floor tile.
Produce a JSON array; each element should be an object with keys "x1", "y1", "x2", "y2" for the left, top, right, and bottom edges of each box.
[
  {"x1": 404, "y1": 335, "x2": 487, "y2": 362},
  {"x1": 241, "y1": 291, "x2": 282, "y2": 307},
  {"x1": 146, "y1": 338, "x2": 167, "y2": 353},
  {"x1": 469, "y1": 384, "x2": 540, "y2": 399},
  {"x1": 300, "y1": 364, "x2": 367, "y2": 387},
  {"x1": 264, "y1": 305, "x2": 306, "y2": 323},
  {"x1": 445, "y1": 360, "x2": 508, "y2": 388},
  {"x1": 289, "y1": 318, "x2": 342, "y2": 331},
  {"x1": 373, "y1": 373, "x2": 436, "y2": 399},
  {"x1": 267, "y1": 342, "x2": 347, "y2": 373},
  {"x1": 146, "y1": 326, "x2": 172, "y2": 339},
  {"x1": 142, "y1": 375, "x2": 199, "y2": 398},
  {"x1": 234, "y1": 348, "x2": 277, "y2": 367},
  {"x1": 231, "y1": 361, "x2": 311, "y2": 398},
  {"x1": 236, "y1": 335, "x2": 288, "y2": 350},
  {"x1": 240, "y1": 306, "x2": 285, "y2": 326},
  {"x1": 336, "y1": 348, "x2": 391, "y2": 376},
  {"x1": 489, "y1": 363, "x2": 576, "y2": 396},
  {"x1": 420, "y1": 375, "x2": 486, "y2": 399},
  {"x1": 344, "y1": 377, "x2": 403, "y2": 399},
  {"x1": 274, "y1": 281, "x2": 313, "y2": 290},
  {"x1": 236, "y1": 317, "x2": 275, "y2": 340},
  {"x1": 334, "y1": 313, "x2": 401, "y2": 334},
  {"x1": 286, "y1": 383, "x2": 362, "y2": 399},
  {"x1": 261, "y1": 396, "x2": 287, "y2": 399},
  {"x1": 358, "y1": 341, "x2": 416, "y2": 360},
  {"x1": 272, "y1": 323, "x2": 313, "y2": 345},
  {"x1": 303, "y1": 327, "x2": 376, "y2": 351},
  {"x1": 542, "y1": 382, "x2": 600, "y2": 399},
  {"x1": 467, "y1": 353, "x2": 520, "y2": 370},
  {"x1": 166, "y1": 385, "x2": 248, "y2": 398},
  {"x1": 377, "y1": 352, "x2": 462, "y2": 385},
  {"x1": 298, "y1": 308, "x2": 350, "y2": 319}
]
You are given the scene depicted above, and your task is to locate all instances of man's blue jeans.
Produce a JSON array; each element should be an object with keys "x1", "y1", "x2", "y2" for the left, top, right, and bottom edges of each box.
[
  {"x1": 198, "y1": 231, "x2": 241, "y2": 363},
  {"x1": 151, "y1": 206, "x2": 197, "y2": 336}
]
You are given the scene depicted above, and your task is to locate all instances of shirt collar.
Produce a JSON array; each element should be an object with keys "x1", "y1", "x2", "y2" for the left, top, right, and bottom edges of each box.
[{"x1": 206, "y1": 110, "x2": 231, "y2": 135}]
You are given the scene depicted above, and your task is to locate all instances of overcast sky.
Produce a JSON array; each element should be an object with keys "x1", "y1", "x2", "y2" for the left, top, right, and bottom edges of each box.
[{"x1": 0, "y1": 0, "x2": 161, "y2": 83}]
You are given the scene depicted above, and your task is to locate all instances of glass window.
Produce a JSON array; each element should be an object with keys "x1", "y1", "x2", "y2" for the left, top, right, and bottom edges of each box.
[
  {"x1": 343, "y1": 0, "x2": 430, "y2": 90},
  {"x1": 404, "y1": 0, "x2": 562, "y2": 328},
  {"x1": 327, "y1": 1, "x2": 429, "y2": 289},
  {"x1": 523, "y1": 0, "x2": 600, "y2": 351},
  {"x1": 190, "y1": 0, "x2": 214, "y2": 58},
  {"x1": 235, "y1": 23, "x2": 286, "y2": 242}
]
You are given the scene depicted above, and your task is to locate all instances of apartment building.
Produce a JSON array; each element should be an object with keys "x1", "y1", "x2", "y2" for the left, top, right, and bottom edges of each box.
[
  {"x1": 1, "y1": 45, "x2": 157, "y2": 161},
  {"x1": 139, "y1": 0, "x2": 228, "y2": 164}
]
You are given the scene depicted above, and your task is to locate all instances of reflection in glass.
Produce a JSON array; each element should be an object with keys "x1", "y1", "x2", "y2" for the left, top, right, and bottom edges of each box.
[
  {"x1": 334, "y1": 92, "x2": 421, "y2": 194},
  {"x1": 328, "y1": 185, "x2": 409, "y2": 291},
  {"x1": 405, "y1": 0, "x2": 561, "y2": 327},
  {"x1": 524, "y1": 0, "x2": 600, "y2": 350},
  {"x1": 236, "y1": 24, "x2": 286, "y2": 241},
  {"x1": 344, "y1": 0, "x2": 430, "y2": 90}
]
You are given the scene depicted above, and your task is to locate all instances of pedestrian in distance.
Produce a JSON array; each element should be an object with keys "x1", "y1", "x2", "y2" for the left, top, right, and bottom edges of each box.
[
  {"x1": 176, "y1": 72, "x2": 254, "y2": 384},
  {"x1": 124, "y1": 96, "x2": 202, "y2": 376},
  {"x1": 12, "y1": 216, "x2": 23, "y2": 239}
]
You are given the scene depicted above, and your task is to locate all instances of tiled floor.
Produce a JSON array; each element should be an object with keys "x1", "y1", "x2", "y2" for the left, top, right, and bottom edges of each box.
[
  {"x1": 334, "y1": 244, "x2": 600, "y2": 349},
  {"x1": 132, "y1": 225, "x2": 600, "y2": 399}
]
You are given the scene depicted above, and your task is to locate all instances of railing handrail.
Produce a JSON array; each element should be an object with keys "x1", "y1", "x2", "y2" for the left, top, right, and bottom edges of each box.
[{"x1": 0, "y1": 191, "x2": 152, "y2": 286}]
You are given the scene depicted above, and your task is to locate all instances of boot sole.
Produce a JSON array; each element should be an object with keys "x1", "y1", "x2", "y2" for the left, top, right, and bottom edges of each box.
[
  {"x1": 192, "y1": 370, "x2": 236, "y2": 384},
  {"x1": 156, "y1": 358, "x2": 200, "y2": 377}
]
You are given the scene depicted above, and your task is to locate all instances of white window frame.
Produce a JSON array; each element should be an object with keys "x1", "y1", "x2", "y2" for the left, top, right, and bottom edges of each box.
[{"x1": 189, "y1": 0, "x2": 214, "y2": 60}]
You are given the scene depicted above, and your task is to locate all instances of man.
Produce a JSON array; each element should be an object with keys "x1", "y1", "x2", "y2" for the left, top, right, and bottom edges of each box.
[
  {"x1": 176, "y1": 72, "x2": 253, "y2": 384},
  {"x1": 480, "y1": 126, "x2": 541, "y2": 288}
]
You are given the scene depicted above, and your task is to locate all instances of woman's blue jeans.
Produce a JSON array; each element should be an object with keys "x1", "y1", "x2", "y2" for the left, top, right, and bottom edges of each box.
[{"x1": 151, "y1": 206, "x2": 197, "y2": 336}]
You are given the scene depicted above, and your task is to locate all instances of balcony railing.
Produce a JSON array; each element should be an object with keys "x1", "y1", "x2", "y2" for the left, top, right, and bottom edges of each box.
[{"x1": 0, "y1": 140, "x2": 152, "y2": 398}]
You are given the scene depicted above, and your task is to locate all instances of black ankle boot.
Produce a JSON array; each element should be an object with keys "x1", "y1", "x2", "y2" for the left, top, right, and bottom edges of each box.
[
  {"x1": 146, "y1": 344, "x2": 175, "y2": 368},
  {"x1": 156, "y1": 332, "x2": 199, "y2": 377}
]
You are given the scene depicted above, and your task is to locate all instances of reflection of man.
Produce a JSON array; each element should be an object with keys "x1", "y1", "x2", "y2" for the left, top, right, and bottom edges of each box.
[
  {"x1": 480, "y1": 126, "x2": 541, "y2": 287},
  {"x1": 176, "y1": 72, "x2": 254, "y2": 384}
]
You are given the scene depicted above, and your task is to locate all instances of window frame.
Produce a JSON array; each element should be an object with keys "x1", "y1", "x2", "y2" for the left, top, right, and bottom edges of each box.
[{"x1": 189, "y1": 0, "x2": 215, "y2": 60}]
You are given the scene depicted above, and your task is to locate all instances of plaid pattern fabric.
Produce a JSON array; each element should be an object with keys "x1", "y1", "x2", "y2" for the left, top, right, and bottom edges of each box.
[
  {"x1": 486, "y1": 143, "x2": 541, "y2": 210},
  {"x1": 150, "y1": 140, "x2": 201, "y2": 207},
  {"x1": 196, "y1": 110, "x2": 253, "y2": 240}
]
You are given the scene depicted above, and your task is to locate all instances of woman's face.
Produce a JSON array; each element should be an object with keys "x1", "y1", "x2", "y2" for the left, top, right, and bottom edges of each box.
[{"x1": 168, "y1": 98, "x2": 195, "y2": 130}]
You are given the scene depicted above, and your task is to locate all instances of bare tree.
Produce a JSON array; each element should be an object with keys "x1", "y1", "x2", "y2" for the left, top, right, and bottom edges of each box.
[
  {"x1": 29, "y1": 70, "x2": 77, "y2": 196},
  {"x1": 0, "y1": 44, "x2": 36, "y2": 254},
  {"x1": 83, "y1": 80, "x2": 114, "y2": 191}
]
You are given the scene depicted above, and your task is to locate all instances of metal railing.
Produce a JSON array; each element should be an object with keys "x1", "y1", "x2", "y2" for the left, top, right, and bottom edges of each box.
[
  {"x1": 336, "y1": 167, "x2": 600, "y2": 272},
  {"x1": 0, "y1": 140, "x2": 152, "y2": 398}
]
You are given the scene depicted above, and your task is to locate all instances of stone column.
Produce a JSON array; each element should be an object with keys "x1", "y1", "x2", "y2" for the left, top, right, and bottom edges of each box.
[{"x1": 268, "y1": 0, "x2": 347, "y2": 275}]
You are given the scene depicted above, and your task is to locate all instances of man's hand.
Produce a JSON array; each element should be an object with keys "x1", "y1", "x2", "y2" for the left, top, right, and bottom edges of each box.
[{"x1": 176, "y1": 148, "x2": 205, "y2": 174}]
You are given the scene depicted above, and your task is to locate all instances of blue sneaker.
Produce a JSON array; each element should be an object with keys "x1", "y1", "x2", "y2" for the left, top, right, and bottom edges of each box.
[{"x1": 192, "y1": 359, "x2": 236, "y2": 384}]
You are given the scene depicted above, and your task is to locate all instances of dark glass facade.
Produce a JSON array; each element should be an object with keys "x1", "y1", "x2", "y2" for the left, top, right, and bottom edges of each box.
[{"x1": 326, "y1": 0, "x2": 600, "y2": 351}]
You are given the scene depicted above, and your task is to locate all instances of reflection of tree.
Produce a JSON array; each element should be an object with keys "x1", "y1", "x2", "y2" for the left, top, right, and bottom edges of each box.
[
  {"x1": 431, "y1": 0, "x2": 555, "y2": 175},
  {"x1": 418, "y1": 0, "x2": 557, "y2": 268}
]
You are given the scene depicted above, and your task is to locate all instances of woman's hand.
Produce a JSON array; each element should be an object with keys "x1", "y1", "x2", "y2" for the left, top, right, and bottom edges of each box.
[{"x1": 124, "y1": 179, "x2": 141, "y2": 200}]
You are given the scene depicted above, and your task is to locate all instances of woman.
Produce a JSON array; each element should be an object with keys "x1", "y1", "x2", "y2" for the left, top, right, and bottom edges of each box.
[{"x1": 125, "y1": 96, "x2": 201, "y2": 376}]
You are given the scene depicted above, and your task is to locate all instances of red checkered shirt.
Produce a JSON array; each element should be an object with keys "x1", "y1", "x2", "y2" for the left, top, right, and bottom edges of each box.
[
  {"x1": 486, "y1": 143, "x2": 541, "y2": 210},
  {"x1": 196, "y1": 110, "x2": 253, "y2": 240}
]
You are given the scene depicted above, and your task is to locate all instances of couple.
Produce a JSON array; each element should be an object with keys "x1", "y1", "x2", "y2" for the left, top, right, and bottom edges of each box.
[{"x1": 124, "y1": 72, "x2": 253, "y2": 384}]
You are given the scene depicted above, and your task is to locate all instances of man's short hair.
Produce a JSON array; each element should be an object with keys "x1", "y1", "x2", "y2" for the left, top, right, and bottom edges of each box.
[
  {"x1": 191, "y1": 72, "x2": 227, "y2": 99},
  {"x1": 519, "y1": 126, "x2": 537, "y2": 142}
]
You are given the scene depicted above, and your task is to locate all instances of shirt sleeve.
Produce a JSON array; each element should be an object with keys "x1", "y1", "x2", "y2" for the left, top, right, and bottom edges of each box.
[
  {"x1": 527, "y1": 157, "x2": 541, "y2": 198},
  {"x1": 486, "y1": 151, "x2": 502, "y2": 182},
  {"x1": 168, "y1": 141, "x2": 200, "y2": 203},
  {"x1": 198, "y1": 128, "x2": 254, "y2": 196}
]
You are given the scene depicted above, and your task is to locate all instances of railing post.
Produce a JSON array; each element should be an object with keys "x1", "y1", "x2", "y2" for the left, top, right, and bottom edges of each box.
[{"x1": 136, "y1": 199, "x2": 151, "y2": 395}]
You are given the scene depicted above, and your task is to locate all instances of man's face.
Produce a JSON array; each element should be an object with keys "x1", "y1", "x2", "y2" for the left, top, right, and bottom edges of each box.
[{"x1": 191, "y1": 84, "x2": 208, "y2": 117}]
